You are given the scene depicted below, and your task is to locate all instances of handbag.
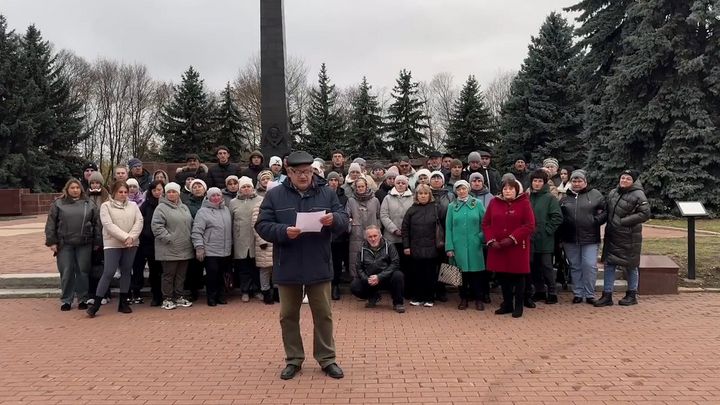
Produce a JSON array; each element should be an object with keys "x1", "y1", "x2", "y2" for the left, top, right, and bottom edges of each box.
[{"x1": 438, "y1": 259, "x2": 462, "y2": 287}]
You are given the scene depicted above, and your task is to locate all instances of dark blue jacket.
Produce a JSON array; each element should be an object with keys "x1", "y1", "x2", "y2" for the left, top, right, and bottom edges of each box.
[{"x1": 254, "y1": 176, "x2": 349, "y2": 285}]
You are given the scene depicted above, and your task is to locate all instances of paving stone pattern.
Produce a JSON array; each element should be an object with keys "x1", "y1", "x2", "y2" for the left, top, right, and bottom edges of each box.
[{"x1": 1, "y1": 294, "x2": 719, "y2": 404}]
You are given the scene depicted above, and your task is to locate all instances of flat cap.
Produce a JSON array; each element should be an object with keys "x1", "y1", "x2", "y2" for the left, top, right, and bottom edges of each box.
[{"x1": 286, "y1": 151, "x2": 314, "y2": 167}]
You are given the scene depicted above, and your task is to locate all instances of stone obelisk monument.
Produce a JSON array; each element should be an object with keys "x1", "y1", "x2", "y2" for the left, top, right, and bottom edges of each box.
[{"x1": 260, "y1": 0, "x2": 291, "y2": 160}]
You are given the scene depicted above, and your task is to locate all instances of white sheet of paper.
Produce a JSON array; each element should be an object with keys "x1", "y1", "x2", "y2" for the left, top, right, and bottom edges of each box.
[{"x1": 296, "y1": 211, "x2": 326, "y2": 233}]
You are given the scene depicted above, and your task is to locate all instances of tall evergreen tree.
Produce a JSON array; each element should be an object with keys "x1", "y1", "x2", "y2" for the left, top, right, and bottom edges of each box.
[
  {"x1": 495, "y1": 12, "x2": 583, "y2": 169},
  {"x1": 346, "y1": 77, "x2": 386, "y2": 158},
  {"x1": 0, "y1": 21, "x2": 84, "y2": 191},
  {"x1": 386, "y1": 69, "x2": 428, "y2": 158},
  {"x1": 302, "y1": 63, "x2": 345, "y2": 159},
  {"x1": 159, "y1": 66, "x2": 216, "y2": 162},
  {"x1": 571, "y1": 0, "x2": 720, "y2": 214},
  {"x1": 445, "y1": 75, "x2": 495, "y2": 160},
  {"x1": 213, "y1": 82, "x2": 249, "y2": 155}
]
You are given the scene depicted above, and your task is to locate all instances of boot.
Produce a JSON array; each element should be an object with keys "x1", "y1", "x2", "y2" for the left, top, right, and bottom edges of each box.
[
  {"x1": 494, "y1": 303, "x2": 513, "y2": 315},
  {"x1": 523, "y1": 296, "x2": 536, "y2": 309},
  {"x1": 532, "y1": 291, "x2": 546, "y2": 302},
  {"x1": 86, "y1": 296, "x2": 102, "y2": 318},
  {"x1": 457, "y1": 298, "x2": 468, "y2": 310},
  {"x1": 512, "y1": 294, "x2": 524, "y2": 318},
  {"x1": 475, "y1": 300, "x2": 484, "y2": 311},
  {"x1": 618, "y1": 290, "x2": 638, "y2": 306},
  {"x1": 331, "y1": 284, "x2": 341, "y2": 301},
  {"x1": 118, "y1": 293, "x2": 133, "y2": 314},
  {"x1": 594, "y1": 292, "x2": 613, "y2": 307},
  {"x1": 545, "y1": 294, "x2": 558, "y2": 305}
]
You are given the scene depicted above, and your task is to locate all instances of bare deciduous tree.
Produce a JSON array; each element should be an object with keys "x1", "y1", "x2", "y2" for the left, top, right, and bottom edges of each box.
[{"x1": 485, "y1": 69, "x2": 517, "y2": 120}]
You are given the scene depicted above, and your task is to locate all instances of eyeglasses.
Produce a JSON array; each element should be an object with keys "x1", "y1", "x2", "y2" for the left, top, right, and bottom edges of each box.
[{"x1": 291, "y1": 169, "x2": 313, "y2": 177}]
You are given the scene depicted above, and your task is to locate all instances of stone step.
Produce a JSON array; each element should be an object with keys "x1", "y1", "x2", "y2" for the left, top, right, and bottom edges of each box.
[
  {"x1": 0, "y1": 273, "x2": 59, "y2": 289},
  {"x1": 0, "y1": 287, "x2": 153, "y2": 299}
]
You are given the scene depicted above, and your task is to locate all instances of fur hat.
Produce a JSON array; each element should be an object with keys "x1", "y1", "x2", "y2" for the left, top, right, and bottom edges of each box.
[{"x1": 164, "y1": 182, "x2": 181, "y2": 193}]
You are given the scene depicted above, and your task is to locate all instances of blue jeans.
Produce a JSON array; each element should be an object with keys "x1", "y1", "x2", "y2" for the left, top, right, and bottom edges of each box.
[
  {"x1": 603, "y1": 262, "x2": 639, "y2": 293},
  {"x1": 563, "y1": 243, "x2": 598, "y2": 298},
  {"x1": 56, "y1": 244, "x2": 91, "y2": 304}
]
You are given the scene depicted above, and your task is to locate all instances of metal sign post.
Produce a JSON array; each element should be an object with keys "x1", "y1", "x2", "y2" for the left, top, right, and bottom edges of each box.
[{"x1": 676, "y1": 201, "x2": 709, "y2": 280}]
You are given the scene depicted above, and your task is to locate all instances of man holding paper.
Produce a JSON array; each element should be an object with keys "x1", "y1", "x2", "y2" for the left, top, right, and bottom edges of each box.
[{"x1": 255, "y1": 150, "x2": 349, "y2": 381}]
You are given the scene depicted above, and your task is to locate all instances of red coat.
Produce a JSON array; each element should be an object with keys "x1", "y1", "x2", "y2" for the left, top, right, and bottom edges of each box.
[{"x1": 481, "y1": 193, "x2": 536, "y2": 274}]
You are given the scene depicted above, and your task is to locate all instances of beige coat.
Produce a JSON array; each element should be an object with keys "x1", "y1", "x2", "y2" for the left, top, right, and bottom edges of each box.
[
  {"x1": 229, "y1": 195, "x2": 262, "y2": 259},
  {"x1": 251, "y1": 197, "x2": 273, "y2": 268},
  {"x1": 100, "y1": 198, "x2": 143, "y2": 249}
]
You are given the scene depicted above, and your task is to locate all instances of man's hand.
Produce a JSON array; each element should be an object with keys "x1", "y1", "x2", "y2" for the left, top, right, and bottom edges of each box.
[
  {"x1": 195, "y1": 248, "x2": 205, "y2": 262},
  {"x1": 320, "y1": 213, "x2": 334, "y2": 227},
  {"x1": 286, "y1": 226, "x2": 301, "y2": 239},
  {"x1": 49, "y1": 244, "x2": 58, "y2": 254},
  {"x1": 368, "y1": 275, "x2": 379, "y2": 286}
]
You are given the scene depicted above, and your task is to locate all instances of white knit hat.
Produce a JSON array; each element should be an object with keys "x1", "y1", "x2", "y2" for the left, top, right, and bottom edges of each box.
[
  {"x1": 189, "y1": 179, "x2": 207, "y2": 191},
  {"x1": 225, "y1": 175, "x2": 239, "y2": 185},
  {"x1": 430, "y1": 170, "x2": 445, "y2": 183},
  {"x1": 206, "y1": 187, "x2": 222, "y2": 197},
  {"x1": 164, "y1": 182, "x2": 181, "y2": 193},
  {"x1": 238, "y1": 176, "x2": 253, "y2": 188},
  {"x1": 269, "y1": 156, "x2": 282, "y2": 166},
  {"x1": 348, "y1": 162, "x2": 362, "y2": 173},
  {"x1": 126, "y1": 178, "x2": 139, "y2": 188}
]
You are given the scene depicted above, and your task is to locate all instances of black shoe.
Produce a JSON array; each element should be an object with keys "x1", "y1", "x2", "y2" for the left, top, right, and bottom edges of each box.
[
  {"x1": 512, "y1": 306, "x2": 523, "y2": 318},
  {"x1": 60, "y1": 303, "x2": 71, "y2": 311},
  {"x1": 457, "y1": 299, "x2": 468, "y2": 310},
  {"x1": 207, "y1": 299, "x2": 217, "y2": 307},
  {"x1": 280, "y1": 364, "x2": 301, "y2": 380},
  {"x1": 494, "y1": 304, "x2": 513, "y2": 315},
  {"x1": 150, "y1": 298, "x2": 162, "y2": 307},
  {"x1": 86, "y1": 296, "x2": 102, "y2": 318},
  {"x1": 118, "y1": 293, "x2": 133, "y2": 313},
  {"x1": 217, "y1": 297, "x2": 228, "y2": 305},
  {"x1": 365, "y1": 295, "x2": 380, "y2": 308},
  {"x1": 322, "y1": 363, "x2": 344, "y2": 379},
  {"x1": 393, "y1": 304, "x2": 406, "y2": 313},
  {"x1": 618, "y1": 290, "x2": 638, "y2": 306},
  {"x1": 482, "y1": 294, "x2": 492, "y2": 304},
  {"x1": 546, "y1": 294, "x2": 558, "y2": 305},
  {"x1": 572, "y1": 296, "x2": 583, "y2": 304},
  {"x1": 78, "y1": 302, "x2": 88, "y2": 310},
  {"x1": 475, "y1": 300, "x2": 484, "y2": 311},
  {"x1": 585, "y1": 297, "x2": 596, "y2": 305},
  {"x1": 594, "y1": 292, "x2": 613, "y2": 307},
  {"x1": 524, "y1": 298, "x2": 536, "y2": 309},
  {"x1": 532, "y1": 292, "x2": 547, "y2": 302},
  {"x1": 262, "y1": 290, "x2": 274, "y2": 305},
  {"x1": 331, "y1": 285, "x2": 341, "y2": 300}
]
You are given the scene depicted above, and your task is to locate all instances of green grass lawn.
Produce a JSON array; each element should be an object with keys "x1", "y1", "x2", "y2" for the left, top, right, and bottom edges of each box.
[
  {"x1": 642, "y1": 236, "x2": 720, "y2": 287},
  {"x1": 647, "y1": 218, "x2": 720, "y2": 233}
]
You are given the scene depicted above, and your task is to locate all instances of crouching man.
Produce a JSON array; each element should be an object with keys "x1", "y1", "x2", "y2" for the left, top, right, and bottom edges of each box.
[{"x1": 351, "y1": 225, "x2": 406, "y2": 313}]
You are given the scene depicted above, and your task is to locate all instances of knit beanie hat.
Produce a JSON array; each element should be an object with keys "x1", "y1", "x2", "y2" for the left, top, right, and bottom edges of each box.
[
  {"x1": 207, "y1": 187, "x2": 222, "y2": 197},
  {"x1": 467, "y1": 151, "x2": 482, "y2": 163},
  {"x1": 543, "y1": 157, "x2": 560, "y2": 168},
  {"x1": 164, "y1": 182, "x2": 181, "y2": 193},
  {"x1": 128, "y1": 158, "x2": 142, "y2": 169},
  {"x1": 126, "y1": 178, "x2": 139, "y2": 188},
  {"x1": 249, "y1": 150, "x2": 264, "y2": 160},
  {"x1": 257, "y1": 170, "x2": 273, "y2": 182},
  {"x1": 501, "y1": 173, "x2": 517, "y2": 183},
  {"x1": 352, "y1": 157, "x2": 366, "y2": 166},
  {"x1": 269, "y1": 156, "x2": 282, "y2": 166},
  {"x1": 395, "y1": 175, "x2": 409, "y2": 185},
  {"x1": 416, "y1": 168, "x2": 431, "y2": 179},
  {"x1": 348, "y1": 162, "x2": 362, "y2": 173},
  {"x1": 571, "y1": 169, "x2": 587, "y2": 181},
  {"x1": 83, "y1": 162, "x2": 99, "y2": 171},
  {"x1": 238, "y1": 176, "x2": 253, "y2": 188},
  {"x1": 89, "y1": 171, "x2": 105, "y2": 185},
  {"x1": 326, "y1": 171, "x2": 342, "y2": 181},
  {"x1": 190, "y1": 179, "x2": 207, "y2": 190},
  {"x1": 430, "y1": 170, "x2": 445, "y2": 183},
  {"x1": 620, "y1": 169, "x2": 640, "y2": 182},
  {"x1": 385, "y1": 166, "x2": 399, "y2": 179},
  {"x1": 469, "y1": 172, "x2": 483, "y2": 183},
  {"x1": 225, "y1": 175, "x2": 239, "y2": 185},
  {"x1": 453, "y1": 180, "x2": 470, "y2": 191}
]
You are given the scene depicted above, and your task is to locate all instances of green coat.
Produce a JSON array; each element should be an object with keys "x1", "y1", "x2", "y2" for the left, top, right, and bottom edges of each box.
[
  {"x1": 529, "y1": 184, "x2": 563, "y2": 254},
  {"x1": 445, "y1": 197, "x2": 485, "y2": 272}
]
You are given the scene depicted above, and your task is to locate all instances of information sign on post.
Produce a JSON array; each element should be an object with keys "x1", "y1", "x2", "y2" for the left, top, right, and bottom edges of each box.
[{"x1": 676, "y1": 201, "x2": 709, "y2": 280}]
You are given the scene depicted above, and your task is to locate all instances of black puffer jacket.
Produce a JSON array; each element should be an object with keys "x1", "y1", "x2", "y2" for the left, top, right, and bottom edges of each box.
[
  {"x1": 332, "y1": 186, "x2": 349, "y2": 243},
  {"x1": 375, "y1": 181, "x2": 393, "y2": 204},
  {"x1": 432, "y1": 188, "x2": 454, "y2": 223},
  {"x1": 139, "y1": 196, "x2": 160, "y2": 258},
  {"x1": 559, "y1": 187, "x2": 607, "y2": 245},
  {"x1": 601, "y1": 181, "x2": 650, "y2": 267},
  {"x1": 356, "y1": 239, "x2": 400, "y2": 282},
  {"x1": 401, "y1": 202, "x2": 440, "y2": 259},
  {"x1": 206, "y1": 162, "x2": 241, "y2": 189}
]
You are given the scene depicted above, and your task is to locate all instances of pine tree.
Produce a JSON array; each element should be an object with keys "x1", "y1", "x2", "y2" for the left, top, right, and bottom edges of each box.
[
  {"x1": 346, "y1": 77, "x2": 386, "y2": 158},
  {"x1": 386, "y1": 69, "x2": 429, "y2": 158},
  {"x1": 159, "y1": 66, "x2": 216, "y2": 162},
  {"x1": 0, "y1": 21, "x2": 84, "y2": 191},
  {"x1": 495, "y1": 12, "x2": 583, "y2": 169},
  {"x1": 213, "y1": 82, "x2": 249, "y2": 155},
  {"x1": 445, "y1": 75, "x2": 495, "y2": 160},
  {"x1": 571, "y1": 1, "x2": 720, "y2": 214},
  {"x1": 303, "y1": 63, "x2": 345, "y2": 159}
]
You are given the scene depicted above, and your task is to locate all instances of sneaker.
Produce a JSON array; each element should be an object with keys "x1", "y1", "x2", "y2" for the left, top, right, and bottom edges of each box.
[
  {"x1": 101, "y1": 298, "x2": 109, "y2": 305},
  {"x1": 302, "y1": 295, "x2": 309, "y2": 304},
  {"x1": 175, "y1": 297, "x2": 193, "y2": 308},
  {"x1": 161, "y1": 300, "x2": 177, "y2": 310},
  {"x1": 409, "y1": 301, "x2": 422, "y2": 306},
  {"x1": 241, "y1": 293, "x2": 250, "y2": 303},
  {"x1": 423, "y1": 302, "x2": 434, "y2": 307},
  {"x1": 254, "y1": 293, "x2": 264, "y2": 301},
  {"x1": 86, "y1": 298, "x2": 95, "y2": 305},
  {"x1": 393, "y1": 304, "x2": 406, "y2": 313},
  {"x1": 133, "y1": 297, "x2": 144, "y2": 305}
]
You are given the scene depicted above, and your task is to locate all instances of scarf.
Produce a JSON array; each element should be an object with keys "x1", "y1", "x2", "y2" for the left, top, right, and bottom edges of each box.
[{"x1": 353, "y1": 187, "x2": 375, "y2": 202}]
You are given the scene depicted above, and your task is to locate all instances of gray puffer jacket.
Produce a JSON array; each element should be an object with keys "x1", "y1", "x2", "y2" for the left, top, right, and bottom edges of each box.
[
  {"x1": 151, "y1": 198, "x2": 194, "y2": 261},
  {"x1": 230, "y1": 194, "x2": 262, "y2": 259},
  {"x1": 379, "y1": 187, "x2": 413, "y2": 244},
  {"x1": 45, "y1": 197, "x2": 101, "y2": 247},
  {"x1": 191, "y1": 198, "x2": 233, "y2": 257},
  {"x1": 601, "y1": 181, "x2": 651, "y2": 268}
]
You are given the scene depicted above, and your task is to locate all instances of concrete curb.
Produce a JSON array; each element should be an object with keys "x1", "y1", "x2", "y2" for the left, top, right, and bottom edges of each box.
[{"x1": 645, "y1": 224, "x2": 720, "y2": 236}]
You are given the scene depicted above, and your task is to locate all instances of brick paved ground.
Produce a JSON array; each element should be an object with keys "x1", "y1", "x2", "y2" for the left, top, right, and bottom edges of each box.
[{"x1": 1, "y1": 293, "x2": 719, "y2": 404}]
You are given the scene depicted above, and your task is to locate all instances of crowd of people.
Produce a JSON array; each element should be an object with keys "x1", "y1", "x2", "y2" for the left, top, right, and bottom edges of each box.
[{"x1": 44, "y1": 146, "x2": 651, "y2": 320}]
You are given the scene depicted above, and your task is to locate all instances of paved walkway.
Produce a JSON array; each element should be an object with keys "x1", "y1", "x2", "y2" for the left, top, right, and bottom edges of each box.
[{"x1": 1, "y1": 294, "x2": 719, "y2": 404}]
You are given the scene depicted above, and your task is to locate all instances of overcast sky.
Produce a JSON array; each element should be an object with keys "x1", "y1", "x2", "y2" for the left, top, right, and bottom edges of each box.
[{"x1": 3, "y1": 0, "x2": 578, "y2": 91}]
